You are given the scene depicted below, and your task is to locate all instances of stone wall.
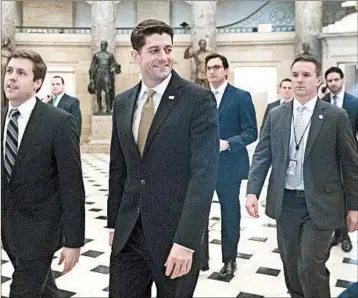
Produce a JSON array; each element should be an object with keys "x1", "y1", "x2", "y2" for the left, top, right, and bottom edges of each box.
[{"x1": 23, "y1": 2, "x2": 73, "y2": 27}]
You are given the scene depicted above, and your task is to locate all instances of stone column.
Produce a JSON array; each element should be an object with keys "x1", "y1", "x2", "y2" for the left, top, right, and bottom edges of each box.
[
  {"x1": 90, "y1": 1, "x2": 117, "y2": 55},
  {"x1": 295, "y1": 1, "x2": 323, "y2": 62},
  {"x1": 187, "y1": 1, "x2": 217, "y2": 82},
  {"x1": 1, "y1": 0, "x2": 17, "y2": 47}
]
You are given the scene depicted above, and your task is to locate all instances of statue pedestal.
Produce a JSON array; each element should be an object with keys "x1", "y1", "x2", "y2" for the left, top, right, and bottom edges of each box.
[{"x1": 82, "y1": 115, "x2": 112, "y2": 154}]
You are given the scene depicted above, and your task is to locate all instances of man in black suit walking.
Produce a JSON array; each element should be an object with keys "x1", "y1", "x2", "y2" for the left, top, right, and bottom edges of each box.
[
  {"x1": 261, "y1": 78, "x2": 293, "y2": 132},
  {"x1": 1, "y1": 50, "x2": 85, "y2": 297},
  {"x1": 44, "y1": 76, "x2": 82, "y2": 137},
  {"x1": 107, "y1": 19, "x2": 219, "y2": 298},
  {"x1": 246, "y1": 55, "x2": 358, "y2": 298},
  {"x1": 322, "y1": 66, "x2": 358, "y2": 251}
]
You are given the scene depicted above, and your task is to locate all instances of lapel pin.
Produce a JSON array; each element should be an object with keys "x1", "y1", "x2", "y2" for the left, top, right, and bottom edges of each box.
[
  {"x1": 168, "y1": 95, "x2": 175, "y2": 100},
  {"x1": 319, "y1": 114, "x2": 323, "y2": 120}
]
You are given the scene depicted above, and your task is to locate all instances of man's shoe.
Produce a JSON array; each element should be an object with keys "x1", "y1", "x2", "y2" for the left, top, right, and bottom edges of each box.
[
  {"x1": 218, "y1": 261, "x2": 237, "y2": 280},
  {"x1": 200, "y1": 262, "x2": 210, "y2": 271}
]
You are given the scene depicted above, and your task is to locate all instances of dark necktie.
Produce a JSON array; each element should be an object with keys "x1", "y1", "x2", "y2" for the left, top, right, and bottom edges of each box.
[
  {"x1": 4, "y1": 109, "x2": 21, "y2": 181},
  {"x1": 332, "y1": 95, "x2": 338, "y2": 106}
]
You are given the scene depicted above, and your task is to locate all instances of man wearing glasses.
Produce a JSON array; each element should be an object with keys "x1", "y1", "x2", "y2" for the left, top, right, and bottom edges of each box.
[{"x1": 201, "y1": 54, "x2": 257, "y2": 279}]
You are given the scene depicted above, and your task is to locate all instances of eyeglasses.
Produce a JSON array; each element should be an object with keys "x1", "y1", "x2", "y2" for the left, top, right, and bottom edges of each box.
[{"x1": 206, "y1": 65, "x2": 224, "y2": 72}]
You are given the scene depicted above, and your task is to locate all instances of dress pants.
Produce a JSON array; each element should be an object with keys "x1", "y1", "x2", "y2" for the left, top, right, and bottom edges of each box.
[
  {"x1": 1, "y1": 216, "x2": 59, "y2": 298},
  {"x1": 202, "y1": 182, "x2": 241, "y2": 263},
  {"x1": 277, "y1": 190, "x2": 334, "y2": 298},
  {"x1": 109, "y1": 216, "x2": 200, "y2": 298}
]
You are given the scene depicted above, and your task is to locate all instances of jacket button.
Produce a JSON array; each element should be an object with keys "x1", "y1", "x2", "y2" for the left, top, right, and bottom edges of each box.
[{"x1": 141, "y1": 179, "x2": 146, "y2": 185}]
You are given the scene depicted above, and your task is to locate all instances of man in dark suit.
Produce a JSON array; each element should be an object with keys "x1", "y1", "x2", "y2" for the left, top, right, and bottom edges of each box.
[
  {"x1": 246, "y1": 55, "x2": 358, "y2": 298},
  {"x1": 200, "y1": 54, "x2": 257, "y2": 278},
  {"x1": 107, "y1": 20, "x2": 219, "y2": 297},
  {"x1": 44, "y1": 76, "x2": 82, "y2": 137},
  {"x1": 1, "y1": 50, "x2": 85, "y2": 297},
  {"x1": 261, "y1": 78, "x2": 293, "y2": 132},
  {"x1": 322, "y1": 66, "x2": 358, "y2": 251}
]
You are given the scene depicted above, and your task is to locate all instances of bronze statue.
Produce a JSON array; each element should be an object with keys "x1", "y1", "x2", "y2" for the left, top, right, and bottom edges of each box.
[
  {"x1": 1, "y1": 37, "x2": 13, "y2": 108},
  {"x1": 89, "y1": 40, "x2": 121, "y2": 114},
  {"x1": 184, "y1": 39, "x2": 212, "y2": 88}
]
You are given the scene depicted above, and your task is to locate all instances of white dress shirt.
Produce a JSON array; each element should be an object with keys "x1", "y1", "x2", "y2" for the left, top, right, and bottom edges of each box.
[
  {"x1": 53, "y1": 92, "x2": 65, "y2": 107},
  {"x1": 284, "y1": 96, "x2": 318, "y2": 190},
  {"x1": 210, "y1": 80, "x2": 228, "y2": 108},
  {"x1": 3, "y1": 96, "x2": 37, "y2": 157},
  {"x1": 330, "y1": 90, "x2": 344, "y2": 109},
  {"x1": 132, "y1": 73, "x2": 172, "y2": 143}
]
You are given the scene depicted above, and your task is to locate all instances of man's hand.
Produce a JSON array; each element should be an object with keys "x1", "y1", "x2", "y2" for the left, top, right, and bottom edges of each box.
[
  {"x1": 44, "y1": 94, "x2": 52, "y2": 103},
  {"x1": 347, "y1": 210, "x2": 358, "y2": 232},
  {"x1": 245, "y1": 194, "x2": 259, "y2": 218},
  {"x1": 164, "y1": 243, "x2": 193, "y2": 279},
  {"x1": 220, "y1": 140, "x2": 229, "y2": 152},
  {"x1": 58, "y1": 247, "x2": 81, "y2": 275},
  {"x1": 109, "y1": 231, "x2": 114, "y2": 246}
]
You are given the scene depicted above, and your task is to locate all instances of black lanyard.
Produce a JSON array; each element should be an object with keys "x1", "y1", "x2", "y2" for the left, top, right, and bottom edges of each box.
[{"x1": 292, "y1": 111, "x2": 312, "y2": 151}]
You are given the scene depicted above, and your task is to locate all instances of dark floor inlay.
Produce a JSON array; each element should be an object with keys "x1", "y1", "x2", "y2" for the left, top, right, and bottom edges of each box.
[
  {"x1": 249, "y1": 237, "x2": 268, "y2": 242},
  {"x1": 256, "y1": 267, "x2": 280, "y2": 277},
  {"x1": 208, "y1": 272, "x2": 234, "y2": 282},
  {"x1": 52, "y1": 270, "x2": 62, "y2": 279},
  {"x1": 99, "y1": 188, "x2": 107, "y2": 192},
  {"x1": 82, "y1": 250, "x2": 104, "y2": 258},
  {"x1": 89, "y1": 208, "x2": 102, "y2": 212},
  {"x1": 336, "y1": 279, "x2": 355, "y2": 289},
  {"x1": 272, "y1": 248, "x2": 280, "y2": 253},
  {"x1": 96, "y1": 215, "x2": 107, "y2": 220},
  {"x1": 237, "y1": 292, "x2": 264, "y2": 298},
  {"x1": 85, "y1": 201, "x2": 95, "y2": 205},
  {"x1": 237, "y1": 253, "x2": 253, "y2": 260},
  {"x1": 1, "y1": 260, "x2": 8, "y2": 265},
  {"x1": 211, "y1": 216, "x2": 220, "y2": 221},
  {"x1": 84, "y1": 238, "x2": 94, "y2": 244},
  {"x1": 212, "y1": 200, "x2": 219, "y2": 204},
  {"x1": 262, "y1": 223, "x2": 276, "y2": 228},
  {"x1": 343, "y1": 257, "x2": 358, "y2": 265},
  {"x1": 103, "y1": 286, "x2": 109, "y2": 292},
  {"x1": 210, "y1": 239, "x2": 221, "y2": 245},
  {"x1": 1, "y1": 276, "x2": 11, "y2": 283},
  {"x1": 91, "y1": 265, "x2": 110, "y2": 274},
  {"x1": 58, "y1": 289, "x2": 76, "y2": 298}
]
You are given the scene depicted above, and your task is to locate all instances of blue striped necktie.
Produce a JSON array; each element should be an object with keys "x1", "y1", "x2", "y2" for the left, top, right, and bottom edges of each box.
[{"x1": 4, "y1": 109, "x2": 21, "y2": 181}]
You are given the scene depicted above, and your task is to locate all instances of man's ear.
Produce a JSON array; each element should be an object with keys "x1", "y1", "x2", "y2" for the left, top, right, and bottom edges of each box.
[{"x1": 131, "y1": 49, "x2": 141, "y2": 64}]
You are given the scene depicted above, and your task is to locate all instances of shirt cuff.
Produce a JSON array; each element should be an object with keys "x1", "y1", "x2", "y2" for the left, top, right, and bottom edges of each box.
[
  {"x1": 174, "y1": 243, "x2": 195, "y2": 253},
  {"x1": 108, "y1": 228, "x2": 115, "y2": 232}
]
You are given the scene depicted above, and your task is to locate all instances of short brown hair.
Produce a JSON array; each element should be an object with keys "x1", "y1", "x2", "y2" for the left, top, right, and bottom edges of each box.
[
  {"x1": 131, "y1": 19, "x2": 174, "y2": 52},
  {"x1": 9, "y1": 50, "x2": 47, "y2": 92},
  {"x1": 291, "y1": 55, "x2": 321, "y2": 77}
]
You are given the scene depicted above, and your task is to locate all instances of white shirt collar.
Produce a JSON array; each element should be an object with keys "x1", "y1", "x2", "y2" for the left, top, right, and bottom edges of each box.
[
  {"x1": 55, "y1": 92, "x2": 65, "y2": 100},
  {"x1": 8, "y1": 96, "x2": 37, "y2": 118},
  {"x1": 138, "y1": 73, "x2": 172, "y2": 100},
  {"x1": 210, "y1": 80, "x2": 228, "y2": 95},
  {"x1": 331, "y1": 90, "x2": 344, "y2": 100},
  {"x1": 293, "y1": 96, "x2": 318, "y2": 113}
]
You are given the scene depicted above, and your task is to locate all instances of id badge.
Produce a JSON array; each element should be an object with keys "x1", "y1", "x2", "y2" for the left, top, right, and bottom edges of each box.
[{"x1": 287, "y1": 160, "x2": 297, "y2": 175}]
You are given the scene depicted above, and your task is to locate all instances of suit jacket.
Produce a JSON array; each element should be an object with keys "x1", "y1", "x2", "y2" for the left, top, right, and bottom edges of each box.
[
  {"x1": 247, "y1": 99, "x2": 358, "y2": 230},
  {"x1": 218, "y1": 83, "x2": 257, "y2": 183},
  {"x1": 56, "y1": 93, "x2": 82, "y2": 137},
  {"x1": 322, "y1": 92, "x2": 358, "y2": 145},
  {"x1": 1, "y1": 99, "x2": 85, "y2": 260},
  {"x1": 260, "y1": 99, "x2": 281, "y2": 131},
  {"x1": 108, "y1": 71, "x2": 219, "y2": 266}
]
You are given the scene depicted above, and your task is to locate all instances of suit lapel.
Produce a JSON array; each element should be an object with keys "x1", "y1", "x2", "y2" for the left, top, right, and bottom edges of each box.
[
  {"x1": 342, "y1": 93, "x2": 350, "y2": 111},
  {"x1": 218, "y1": 84, "x2": 233, "y2": 119},
  {"x1": 125, "y1": 83, "x2": 141, "y2": 159},
  {"x1": 9, "y1": 99, "x2": 43, "y2": 183},
  {"x1": 281, "y1": 101, "x2": 293, "y2": 164},
  {"x1": 1, "y1": 108, "x2": 8, "y2": 187},
  {"x1": 304, "y1": 100, "x2": 326, "y2": 160},
  {"x1": 142, "y1": 72, "x2": 182, "y2": 156},
  {"x1": 57, "y1": 94, "x2": 68, "y2": 109}
]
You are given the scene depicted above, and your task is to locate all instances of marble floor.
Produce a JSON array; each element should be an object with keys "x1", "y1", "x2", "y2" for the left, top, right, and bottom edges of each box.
[{"x1": 1, "y1": 152, "x2": 357, "y2": 297}]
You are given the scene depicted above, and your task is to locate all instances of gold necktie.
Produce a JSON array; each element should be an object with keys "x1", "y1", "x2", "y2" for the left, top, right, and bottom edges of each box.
[{"x1": 138, "y1": 88, "x2": 156, "y2": 156}]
